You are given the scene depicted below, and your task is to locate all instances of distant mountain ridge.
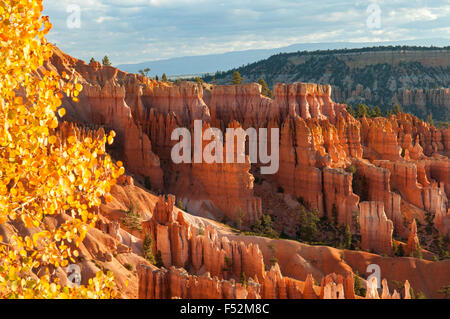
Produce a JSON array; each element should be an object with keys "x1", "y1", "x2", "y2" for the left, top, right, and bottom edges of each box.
[
  {"x1": 205, "y1": 45, "x2": 450, "y2": 122},
  {"x1": 117, "y1": 38, "x2": 450, "y2": 77}
]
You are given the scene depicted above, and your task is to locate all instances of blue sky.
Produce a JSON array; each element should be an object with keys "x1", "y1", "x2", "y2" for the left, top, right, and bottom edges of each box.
[{"x1": 43, "y1": 0, "x2": 450, "y2": 65}]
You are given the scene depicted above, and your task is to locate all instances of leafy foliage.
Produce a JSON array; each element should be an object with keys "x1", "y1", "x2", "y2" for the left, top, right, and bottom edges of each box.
[
  {"x1": 231, "y1": 70, "x2": 243, "y2": 84},
  {"x1": 240, "y1": 271, "x2": 247, "y2": 287},
  {"x1": 154, "y1": 250, "x2": 164, "y2": 268},
  {"x1": 206, "y1": 46, "x2": 450, "y2": 121},
  {"x1": 257, "y1": 77, "x2": 273, "y2": 98},
  {"x1": 353, "y1": 272, "x2": 366, "y2": 297},
  {"x1": 143, "y1": 233, "x2": 156, "y2": 264},
  {"x1": 438, "y1": 285, "x2": 450, "y2": 297},
  {"x1": 102, "y1": 55, "x2": 112, "y2": 66},
  {"x1": 246, "y1": 214, "x2": 279, "y2": 239},
  {"x1": 295, "y1": 207, "x2": 320, "y2": 242},
  {"x1": 175, "y1": 198, "x2": 186, "y2": 211},
  {"x1": 121, "y1": 204, "x2": 142, "y2": 232},
  {"x1": 138, "y1": 68, "x2": 151, "y2": 77},
  {"x1": 0, "y1": 0, "x2": 123, "y2": 298}
]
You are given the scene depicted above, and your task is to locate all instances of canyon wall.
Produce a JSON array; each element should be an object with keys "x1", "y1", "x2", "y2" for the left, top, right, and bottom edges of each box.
[{"x1": 49, "y1": 46, "x2": 449, "y2": 247}]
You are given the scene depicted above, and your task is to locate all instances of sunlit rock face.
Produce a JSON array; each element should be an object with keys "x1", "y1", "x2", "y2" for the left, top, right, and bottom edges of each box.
[{"x1": 37, "y1": 47, "x2": 450, "y2": 299}]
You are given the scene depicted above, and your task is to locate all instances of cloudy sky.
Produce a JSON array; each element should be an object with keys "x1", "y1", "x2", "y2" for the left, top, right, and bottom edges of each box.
[{"x1": 43, "y1": 0, "x2": 450, "y2": 65}]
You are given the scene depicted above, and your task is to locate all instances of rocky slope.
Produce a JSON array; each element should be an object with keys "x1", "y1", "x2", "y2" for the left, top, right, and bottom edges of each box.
[
  {"x1": 205, "y1": 47, "x2": 450, "y2": 122},
  {"x1": 17, "y1": 46, "x2": 449, "y2": 299}
]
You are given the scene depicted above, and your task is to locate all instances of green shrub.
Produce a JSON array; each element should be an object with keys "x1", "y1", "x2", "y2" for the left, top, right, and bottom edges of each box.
[
  {"x1": 353, "y1": 272, "x2": 366, "y2": 297},
  {"x1": 240, "y1": 272, "x2": 247, "y2": 287},
  {"x1": 143, "y1": 232, "x2": 156, "y2": 264},
  {"x1": 144, "y1": 176, "x2": 152, "y2": 190},
  {"x1": 176, "y1": 198, "x2": 186, "y2": 211},
  {"x1": 155, "y1": 250, "x2": 164, "y2": 268},
  {"x1": 250, "y1": 214, "x2": 279, "y2": 239},
  {"x1": 296, "y1": 207, "x2": 320, "y2": 242},
  {"x1": 224, "y1": 256, "x2": 232, "y2": 271},
  {"x1": 124, "y1": 263, "x2": 133, "y2": 271},
  {"x1": 122, "y1": 204, "x2": 142, "y2": 232},
  {"x1": 345, "y1": 165, "x2": 356, "y2": 174},
  {"x1": 269, "y1": 256, "x2": 278, "y2": 266}
]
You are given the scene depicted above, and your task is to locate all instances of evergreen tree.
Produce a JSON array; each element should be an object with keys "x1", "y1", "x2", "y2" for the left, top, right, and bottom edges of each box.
[
  {"x1": 371, "y1": 105, "x2": 382, "y2": 117},
  {"x1": 240, "y1": 272, "x2": 248, "y2": 287},
  {"x1": 138, "y1": 68, "x2": 151, "y2": 77},
  {"x1": 258, "y1": 77, "x2": 273, "y2": 98},
  {"x1": 231, "y1": 70, "x2": 243, "y2": 84},
  {"x1": 347, "y1": 105, "x2": 356, "y2": 117},
  {"x1": 162, "y1": 73, "x2": 168, "y2": 82},
  {"x1": 89, "y1": 57, "x2": 97, "y2": 64},
  {"x1": 385, "y1": 108, "x2": 393, "y2": 116},
  {"x1": 393, "y1": 104, "x2": 402, "y2": 115},
  {"x1": 102, "y1": 55, "x2": 112, "y2": 66},
  {"x1": 195, "y1": 76, "x2": 204, "y2": 85},
  {"x1": 426, "y1": 114, "x2": 434, "y2": 126},
  {"x1": 344, "y1": 225, "x2": 352, "y2": 249},
  {"x1": 355, "y1": 104, "x2": 370, "y2": 118}
]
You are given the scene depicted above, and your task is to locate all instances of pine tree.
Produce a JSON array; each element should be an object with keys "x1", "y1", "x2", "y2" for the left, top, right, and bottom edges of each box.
[
  {"x1": 162, "y1": 73, "x2": 168, "y2": 82},
  {"x1": 240, "y1": 272, "x2": 248, "y2": 287},
  {"x1": 195, "y1": 77, "x2": 204, "y2": 85},
  {"x1": 426, "y1": 114, "x2": 434, "y2": 126},
  {"x1": 258, "y1": 77, "x2": 273, "y2": 98},
  {"x1": 138, "y1": 68, "x2": 151, "y2": 77},
  {"x1": 393, "y1": 104, "x2": 402, "y2": 115},
  {"x1": 231, "y1": 70, "x2": 243, "y2": 84},
  {"x1": 344, "y1": 225, "x2": 352, "y2": 249},
  {"x1": 371, "y1": 105, "x2": 382, "y2": 117},
  {"x1": 102, "y1": 55, "x2": 112, "y2": 66},
  {"x1": 89, "y1": 57, "x2": 97, "y2": 64}
]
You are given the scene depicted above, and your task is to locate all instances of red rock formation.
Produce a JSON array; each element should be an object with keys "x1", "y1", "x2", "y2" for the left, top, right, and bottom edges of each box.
[
  {"x1": 323, "y1": 167, "x2": 359, "y2": 226},
  {"x1": 142, "y1": 195, "x2": 264, "y2": 279},
  {"x1": 405, "y1": 219, "x2": 421, "y2": 256},
  {"x1": 359, "y1": 201, "x2": 394, "y2": 255},
  {"x1": 392, "y1": 88, "x2": 450, "y2": 119},
  {"x1": 354, "y1": 159, "x2": 405, "y2": 236},
  {"x1": 208, "y1": 84, "x2": 278, "y2": 129},
  {"x1": 43, "y1": 47, "x2": 450, "y2": 300},
  {"x1": 48, "y1": 47, "x2": 164, "y2": 190},
  {"x1": 274, "y1": 83, "x2": 347, "y2": 123},
  {"x1": 360, "y1": 116, "x2": 402, "y2": 161},
  {"x1": 375, "y1": 160, "x2": 424, "y2": 209},
  {"x1": 138, "y1": 266, "x2": 259, "y2": 299}
]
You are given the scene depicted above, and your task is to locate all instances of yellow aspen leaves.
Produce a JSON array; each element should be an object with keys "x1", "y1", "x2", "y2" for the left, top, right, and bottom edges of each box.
[
  {"x1": 0, "y1": 0, "x2": 124, "y2": 299},
  {"x1": 67, "y1": 135, "x2": 77, "y2": 144},
  {"x1": 48, "y1": 135, "x2": 57, "y2": 144}
]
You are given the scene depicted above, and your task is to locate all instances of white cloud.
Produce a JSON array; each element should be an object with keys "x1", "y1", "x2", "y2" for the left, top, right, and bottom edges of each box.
[{"x1": 43, "y1": 0, "x2": 450, "y2": 65}]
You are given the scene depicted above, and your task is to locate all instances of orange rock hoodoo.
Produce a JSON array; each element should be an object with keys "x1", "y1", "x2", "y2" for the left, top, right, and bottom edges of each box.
[
  {"x1": 49, "y1": 48, "x2": 449, "y2": 241},
  {"x1": 138, "y1": 196, "x2": 416, "y2": 299},
  {"x1": 40, "y1": 47, "x2": 450, "y2": 299}
]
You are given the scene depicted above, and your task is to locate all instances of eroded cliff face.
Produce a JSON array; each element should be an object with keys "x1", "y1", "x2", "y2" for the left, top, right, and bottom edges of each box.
[
  {"x1": 48, "y1": 48, "x2": 449, "y2": 243},
  {"x1": 41, "y1": 47, "x2": 450, "y2": 299},
  {"x1": 138, "y1": 196, "x2": 440, "y2": 299},
  {"x1": 137, "y1": 196, "x2": 420, "y2": 299}
]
